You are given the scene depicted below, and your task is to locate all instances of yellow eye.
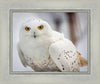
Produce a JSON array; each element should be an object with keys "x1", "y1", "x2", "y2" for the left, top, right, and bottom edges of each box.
[
  {"x1": 38, "y1": 25, "x2": 44, "y2": 30},
  {"x1": 25, "y1": 27, "x2": 31, "y2": 31}
]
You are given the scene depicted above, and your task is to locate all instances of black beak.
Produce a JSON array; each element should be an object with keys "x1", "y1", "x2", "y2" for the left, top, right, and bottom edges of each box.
[{"x1": 33, "y1": 32, "x2": 37, "y2": 38}]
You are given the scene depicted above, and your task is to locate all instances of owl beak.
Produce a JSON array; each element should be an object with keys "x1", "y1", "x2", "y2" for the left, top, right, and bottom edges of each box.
[{"x1": 33, "y1": 32, "x2": 37, "y2": 38}]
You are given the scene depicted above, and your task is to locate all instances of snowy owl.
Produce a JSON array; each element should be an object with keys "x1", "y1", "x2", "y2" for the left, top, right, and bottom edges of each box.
[{"x1": 17, "y1": 18, "x2": 88, "y2": 72}]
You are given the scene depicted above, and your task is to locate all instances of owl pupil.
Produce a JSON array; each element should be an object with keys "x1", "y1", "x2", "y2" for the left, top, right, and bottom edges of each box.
[
  {"x1": 25, "y1": 27, "x2": 31, "y2": 31},
  {"x1": 38, "y1": 25, "x2": 43, "y2": 30}
]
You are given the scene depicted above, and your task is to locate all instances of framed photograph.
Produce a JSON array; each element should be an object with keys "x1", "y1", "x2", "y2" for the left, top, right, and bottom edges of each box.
[
  {"x1": 0, "y1": 0, "x2": 100, "y2": 84},
  {"x1": 9, "y1": 9, "x2": 90, "y2": 74}
]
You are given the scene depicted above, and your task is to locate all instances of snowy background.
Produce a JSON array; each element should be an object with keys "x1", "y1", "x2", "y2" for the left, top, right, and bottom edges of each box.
[{"x1": 13, "y1": 12, "x2": 88, "y2": 72}]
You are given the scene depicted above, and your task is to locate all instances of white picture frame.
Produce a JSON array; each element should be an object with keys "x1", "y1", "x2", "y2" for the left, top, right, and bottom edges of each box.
[
  {"x1": 10, "y1": 9, "x2": 90, "y2": 74},
  {"x1": 0, "y1": 0, "x2": 100, "y2": 84}
]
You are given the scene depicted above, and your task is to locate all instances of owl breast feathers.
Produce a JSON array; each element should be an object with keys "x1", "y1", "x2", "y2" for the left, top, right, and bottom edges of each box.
[{"x1": 17, "y1": 18, "x2": 88, "y2": 72}]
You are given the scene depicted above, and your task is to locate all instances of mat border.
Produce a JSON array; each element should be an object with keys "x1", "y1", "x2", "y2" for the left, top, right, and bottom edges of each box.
[{"x1": 9, "y1": 9, "x2": 91, "y2": 75}]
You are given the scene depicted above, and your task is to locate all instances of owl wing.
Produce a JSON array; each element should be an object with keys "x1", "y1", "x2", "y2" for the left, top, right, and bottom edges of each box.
[
  {"x1": 49, "y1": 39, "x2": 80, "y2": 72},
  {"x1": 17, "y1": 43, "x2": 27, "y2": 67}
]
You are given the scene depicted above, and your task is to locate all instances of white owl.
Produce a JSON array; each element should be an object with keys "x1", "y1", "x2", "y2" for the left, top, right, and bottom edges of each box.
[{"x1": 17, "y1": 18, "x2": 88, "y2": 72}]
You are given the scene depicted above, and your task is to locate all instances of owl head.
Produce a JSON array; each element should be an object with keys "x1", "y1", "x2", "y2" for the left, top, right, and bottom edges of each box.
[{"x1": 20, "y1": 18, "x2": 52, "y2": 39}]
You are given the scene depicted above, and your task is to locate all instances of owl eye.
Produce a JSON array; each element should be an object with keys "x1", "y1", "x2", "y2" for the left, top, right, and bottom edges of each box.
[
  {"x1": 25, "y1": 27, "x2": 31, "y2": 31},
  {"x1": 38, "y1": 25, "x2": 44, "y2": 30}
]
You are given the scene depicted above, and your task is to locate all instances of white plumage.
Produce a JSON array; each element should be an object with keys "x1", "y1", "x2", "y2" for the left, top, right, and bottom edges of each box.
[{"x1": 17, "y1": 18, "x2": 88, "y2": 72}]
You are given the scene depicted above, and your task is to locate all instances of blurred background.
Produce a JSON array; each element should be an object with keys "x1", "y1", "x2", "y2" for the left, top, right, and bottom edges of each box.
[{"x1": 13, "y1": 12, "x2": 88, "y2": 72}]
